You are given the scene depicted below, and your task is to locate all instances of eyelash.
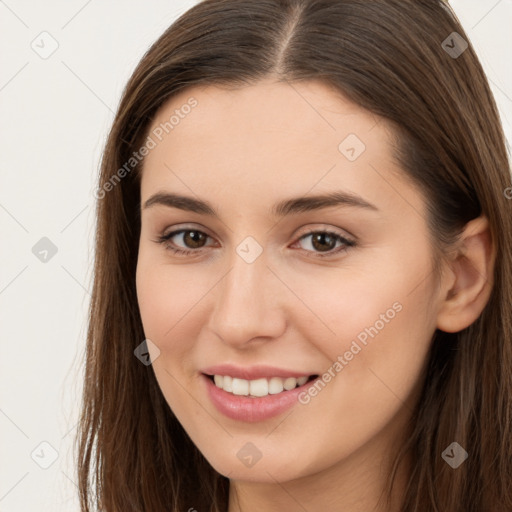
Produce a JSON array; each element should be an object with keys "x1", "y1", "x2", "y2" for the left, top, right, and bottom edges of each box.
[{"x1": 154, "y1": 228, "x2": 356, "y2": 259}]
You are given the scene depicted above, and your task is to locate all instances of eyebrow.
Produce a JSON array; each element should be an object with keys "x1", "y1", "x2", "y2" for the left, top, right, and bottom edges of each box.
[{"x1": 142, "y1": 190, "x2": 379, "y2": 218}]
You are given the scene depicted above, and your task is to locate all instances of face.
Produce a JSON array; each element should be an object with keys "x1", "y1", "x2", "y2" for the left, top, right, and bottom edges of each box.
[{"x1": 135, "y1": 79, "x2": 444, "y2": 484}]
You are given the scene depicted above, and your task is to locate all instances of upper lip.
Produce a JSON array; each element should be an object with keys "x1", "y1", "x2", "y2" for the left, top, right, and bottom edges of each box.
[{"x1": 202, "y1": 364, "x2": 316, "y2": 381}]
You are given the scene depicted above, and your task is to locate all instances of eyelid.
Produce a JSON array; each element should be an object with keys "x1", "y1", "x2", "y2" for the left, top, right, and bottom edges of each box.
[
  {"x1": 160, "y1": 222, "x2": 213, "y2": 237},
  {"x1": 294, "y1": 224, "x2": 356, "y2": 242}
]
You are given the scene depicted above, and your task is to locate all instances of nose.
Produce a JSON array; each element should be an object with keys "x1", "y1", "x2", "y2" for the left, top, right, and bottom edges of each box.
[{"x1": 206, "y1": 248, "x2": 287, "y2": 349}]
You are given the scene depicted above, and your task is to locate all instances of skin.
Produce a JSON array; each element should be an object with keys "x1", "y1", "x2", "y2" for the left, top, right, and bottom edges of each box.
[{"x1": 135, "y1": 79, "x2": 494, "y2": 511}]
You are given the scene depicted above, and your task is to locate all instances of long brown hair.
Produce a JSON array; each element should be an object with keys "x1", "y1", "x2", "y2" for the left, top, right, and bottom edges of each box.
[{"x1": 76, "y1": 0, "x2": 512, "y2": 510}]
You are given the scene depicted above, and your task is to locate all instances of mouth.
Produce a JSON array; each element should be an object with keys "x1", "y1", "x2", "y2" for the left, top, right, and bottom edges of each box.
[
  {"x1": 203, "y1": 373, "x2": 319, "y2": 398},
  {"x1": 202, "y1": 371, "x2": 320, "y2": 422},
  {"x1": 200, "y1": 364, "x2": 322, "y2": 421}
]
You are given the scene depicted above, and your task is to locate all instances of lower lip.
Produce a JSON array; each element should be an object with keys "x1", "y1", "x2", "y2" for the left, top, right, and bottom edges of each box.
[{"x1": 202, "y1": 374, "x2": 317, "y2": 423}]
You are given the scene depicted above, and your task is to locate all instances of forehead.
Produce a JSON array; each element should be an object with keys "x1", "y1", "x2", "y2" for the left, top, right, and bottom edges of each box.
[
  {"x1": 145, "y1": 78, "x2": 381, "y2": 163},
  {"x1": 140, "y1": 79, "x2": 423, "y2": 219}
]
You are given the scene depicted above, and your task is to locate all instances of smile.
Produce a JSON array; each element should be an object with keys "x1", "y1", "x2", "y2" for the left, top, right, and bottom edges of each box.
[{"x1": 201, "y1": 366, "x2": 321, "y2": 422}]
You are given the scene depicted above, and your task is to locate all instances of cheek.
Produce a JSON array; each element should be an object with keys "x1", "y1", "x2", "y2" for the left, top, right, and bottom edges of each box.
[
  {"x1": 135, "y1": 255, "x2": 216, "y2": 411},
  {"x1": 292, "y1": 248, "x2": 437, "y2": 405},
  {"x1": 136, "y1": 255, "x2": 209, "y2": 343},
  {"x1": 287, "y1": 279, "x2": 435, "y2": 472},
  {"x1": 136, "y1": 258, "x2": 209, "y2": 421},
  {"x1": 279, "y1": 262, "x2": 424, "y2": 360}
]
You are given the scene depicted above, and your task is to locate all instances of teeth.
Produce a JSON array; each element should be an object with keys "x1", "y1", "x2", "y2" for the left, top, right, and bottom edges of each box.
[
  {"x1": 249, "y1": 378, "x2": 268, "y2": 397},
  {"x1": 232, "y1": 378, "x2": 249, "y2": 395},
  {"x1": 268, "y1": 377, "x2": 284, "y2": 394},
  {"x1": 212, "y1": 375, "x2": 311, "y2": 397},
  {"x1": 283, "y1": 377, "x2": 297, "y2": 390},
  {"x1": 223, "y1": 375, "x2": 233, "y2": 392},
  {"x1": 297, "y1": 376, "x2": 308, "y2": 386}
]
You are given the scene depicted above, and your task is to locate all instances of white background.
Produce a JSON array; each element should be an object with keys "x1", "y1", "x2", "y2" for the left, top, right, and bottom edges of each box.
[{"x1": 1, "y1": 1, "x2": 511, "y2": 511}]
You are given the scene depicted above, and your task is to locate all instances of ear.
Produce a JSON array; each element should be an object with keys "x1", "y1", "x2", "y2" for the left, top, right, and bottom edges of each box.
[{"x1": 436, "y1": 216, "x2": 496, "y2": 333}]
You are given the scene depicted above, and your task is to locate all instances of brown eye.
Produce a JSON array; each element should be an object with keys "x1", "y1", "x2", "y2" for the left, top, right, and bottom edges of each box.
[
  {"x1": 156, "y1": 229, "x2": 212, "y2": 255},
  {"x1": 179, "y1": 230, "x2": 208, "y2": 249},
  {"x1": 309, "y1": 232, "x2": 338, "y2": 252},
  {"x1": 295, "y1": 230, "x2": 356, "y2": 258}
]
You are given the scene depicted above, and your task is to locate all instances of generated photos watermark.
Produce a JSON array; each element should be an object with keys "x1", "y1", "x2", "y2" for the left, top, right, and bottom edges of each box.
[
  {"x1": 298, "y1": 301, "x2": 403, "y2": 404},
  {"x1": 94, "y1": 97, "x2": 198, "y2": 199}
]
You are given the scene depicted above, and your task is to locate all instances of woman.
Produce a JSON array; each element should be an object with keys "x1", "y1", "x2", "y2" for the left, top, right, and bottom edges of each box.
[{"x1": 76, "y1": 0, "x2": 512, "y2": 510}]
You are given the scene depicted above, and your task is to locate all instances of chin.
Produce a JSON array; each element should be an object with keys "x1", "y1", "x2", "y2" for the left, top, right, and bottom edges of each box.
[{"x1": 200, "y1": 445, "x2": 309, "y2": 483}]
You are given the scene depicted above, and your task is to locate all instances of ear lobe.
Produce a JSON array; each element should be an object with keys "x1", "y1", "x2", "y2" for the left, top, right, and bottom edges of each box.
[{"x1": 436, "y1": 216, "x2": 495, "y2": 333}]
